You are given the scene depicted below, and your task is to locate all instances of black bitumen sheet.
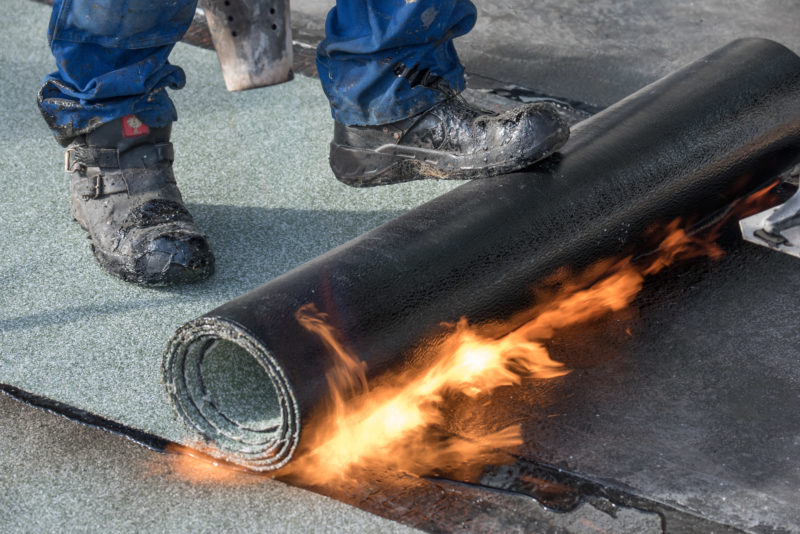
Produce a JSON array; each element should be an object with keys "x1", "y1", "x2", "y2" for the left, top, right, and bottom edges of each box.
[
  {"x1": 494, "y1": 224, "x2": 800, "y2": 530},
  {"x1": 161, "y1": 39, "x2": 800, "y2": 531}
]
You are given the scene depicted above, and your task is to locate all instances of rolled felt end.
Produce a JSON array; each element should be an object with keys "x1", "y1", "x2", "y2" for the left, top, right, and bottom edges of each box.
[{"x1": 163, "y1": 317, "x2": 300, "y2": 471}]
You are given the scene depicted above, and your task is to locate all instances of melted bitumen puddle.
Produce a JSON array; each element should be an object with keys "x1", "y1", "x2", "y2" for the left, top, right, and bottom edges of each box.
[{"x1": 2, "y1": 189, "x2": 785, "y2": 533}]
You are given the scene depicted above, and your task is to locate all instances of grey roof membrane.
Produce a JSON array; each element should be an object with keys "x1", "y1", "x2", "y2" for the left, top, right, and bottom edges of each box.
[
  {"x1": 3, "y1": 1, "x2": 800, "y2": 533},
  {"x1": 0, "y1": 0, "x2": 461, "y2": 443},
  {"x1": 0, "y1": 392, "x2": 419, "y2": 534}
]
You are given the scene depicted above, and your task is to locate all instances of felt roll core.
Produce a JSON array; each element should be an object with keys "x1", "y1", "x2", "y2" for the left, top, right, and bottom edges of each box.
[{"x1": 164, "y1": 317, "x2": 299, "y2": 469}]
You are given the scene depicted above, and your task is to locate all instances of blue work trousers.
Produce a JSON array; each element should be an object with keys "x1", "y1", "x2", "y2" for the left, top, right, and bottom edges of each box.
[{"x1": 39, "y1": 0, "x2": 477, "y2": 141}]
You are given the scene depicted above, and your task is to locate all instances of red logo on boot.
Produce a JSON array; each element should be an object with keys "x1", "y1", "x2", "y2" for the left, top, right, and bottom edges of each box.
[{"x1": 121, "y1": 115, "x2": 150, "y2": 138}]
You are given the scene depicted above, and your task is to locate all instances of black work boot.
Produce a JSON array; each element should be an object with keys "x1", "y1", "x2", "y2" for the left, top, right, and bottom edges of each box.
[
  {"x1": 329, "y1": 95, "x2": 570, "y2": 187},
  {"x1": 65, "y1": 116, "x2": 214, "y2": 286}
]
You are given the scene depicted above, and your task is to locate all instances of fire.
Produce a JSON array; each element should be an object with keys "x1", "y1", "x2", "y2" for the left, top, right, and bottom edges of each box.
[
  {"x1": 281, "y1": 303, "x2": 561, "y2": 484},
  {"x1": 162, "y1": 182, "x2": 781, "y2": 486},
  {"x1": 283, "y1": 183, "x2": 780, "y2": 485},
  {"x1": 157, "y1": 442, "x2": 264, "y2": 485},
  {"x1": 283, "y1": 228, "x2": 712, "y2": 484}
]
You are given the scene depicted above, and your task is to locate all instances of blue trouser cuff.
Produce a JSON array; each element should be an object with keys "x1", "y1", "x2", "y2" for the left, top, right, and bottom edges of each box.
[
  {"x1": 39, "y1": 0, "x2": 477, "y2": 137},
  {"x1": 39, "y1": 0, "x2": 196, "y2": 142},
  {"x1": 316, "y1": 0, "x2": 477, "y2": 126}
]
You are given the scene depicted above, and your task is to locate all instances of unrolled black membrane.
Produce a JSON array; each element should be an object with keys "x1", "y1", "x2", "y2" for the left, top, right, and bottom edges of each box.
[{"x1": 163, "y1": 39, "x2": 800, "y2": 470}]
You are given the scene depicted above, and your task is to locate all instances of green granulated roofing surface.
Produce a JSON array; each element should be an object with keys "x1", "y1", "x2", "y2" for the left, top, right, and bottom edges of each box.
[
  {"x1": 0, "y1": 0, "x2": 460, "y2": 445},
  {"x1": 0, "y1": 393, "x2": 419, "y2": 533}
]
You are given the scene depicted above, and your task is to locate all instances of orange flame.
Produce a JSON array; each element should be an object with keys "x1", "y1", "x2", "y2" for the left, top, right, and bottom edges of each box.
[
  {"x1": 161, "y1": 182, "x2": 781, "y2": 486},
  {"x1": 282, "y1": 202, "x2": 758, "y2": 485},
  {"x1": 284, "y1": 304, "x2": 564, "y2": 484},
  {"x1": 156, "y1": 442, "x2": 265, "y2": 485}
]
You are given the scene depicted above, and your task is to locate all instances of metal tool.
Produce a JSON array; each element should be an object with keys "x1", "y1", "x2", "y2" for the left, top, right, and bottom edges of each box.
[
  {"x1": 202, "y1": 0, "x2": 293, "y2": 92},
  {"x1": 740, "y1": 179, "x2": 800, "y2": 258}
]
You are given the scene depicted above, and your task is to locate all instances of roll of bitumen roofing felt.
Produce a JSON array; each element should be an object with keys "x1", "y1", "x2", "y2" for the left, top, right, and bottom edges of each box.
[{"x1": 164, "y1": 38, "x2": 800, "y2": 471}]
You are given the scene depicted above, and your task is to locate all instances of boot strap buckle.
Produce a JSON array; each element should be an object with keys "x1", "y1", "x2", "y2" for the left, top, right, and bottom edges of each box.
[{"x1": 64, "y1": 149, "x2": 86, "y2": 174}]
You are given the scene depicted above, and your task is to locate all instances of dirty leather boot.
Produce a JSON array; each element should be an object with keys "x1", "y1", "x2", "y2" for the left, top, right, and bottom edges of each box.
[
  {"x1": 65, "y1": 116, "x2": 215, "y2": 286},
  {"x1": 329, "y1": 96, "x2": 570, "y2": 187}
]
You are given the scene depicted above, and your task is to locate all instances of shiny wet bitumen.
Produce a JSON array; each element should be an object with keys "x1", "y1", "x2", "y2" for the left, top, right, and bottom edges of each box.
[
  {"x1": 74, "y1": 194, "x2": 215, "y2": 288},
  {"x1": 9, "y1": 2, "x2": 800, "y2": 532}
]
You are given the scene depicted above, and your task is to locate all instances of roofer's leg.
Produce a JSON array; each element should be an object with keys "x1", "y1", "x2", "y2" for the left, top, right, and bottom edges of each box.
[
  {"x1": 39, "y1": 0, "x2": 214, "y2": 286},
  {"x1": 317, "y1": 0, "x2": 570, "y2": 187}
]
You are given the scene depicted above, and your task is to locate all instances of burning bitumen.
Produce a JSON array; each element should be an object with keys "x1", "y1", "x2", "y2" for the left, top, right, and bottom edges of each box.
[
  {"x1": 163, "y1": 39, "x2": 800, "y2": 478},
  {"x1": 163, "y1": 178, "x2": 779, "y2": 489}
]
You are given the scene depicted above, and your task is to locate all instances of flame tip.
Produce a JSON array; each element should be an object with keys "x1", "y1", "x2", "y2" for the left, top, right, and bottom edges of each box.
[{"x1": 286, "y1": 209, "x2": 749, "y2": 485}]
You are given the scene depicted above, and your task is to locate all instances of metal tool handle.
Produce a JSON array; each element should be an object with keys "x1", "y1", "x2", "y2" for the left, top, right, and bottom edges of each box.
[
  {"x1": 202, "y1": 0, "x2": 293, "y2": 92},
  {"x1": 764, "y1": 185, "x2": 800, "y2": 234}
]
